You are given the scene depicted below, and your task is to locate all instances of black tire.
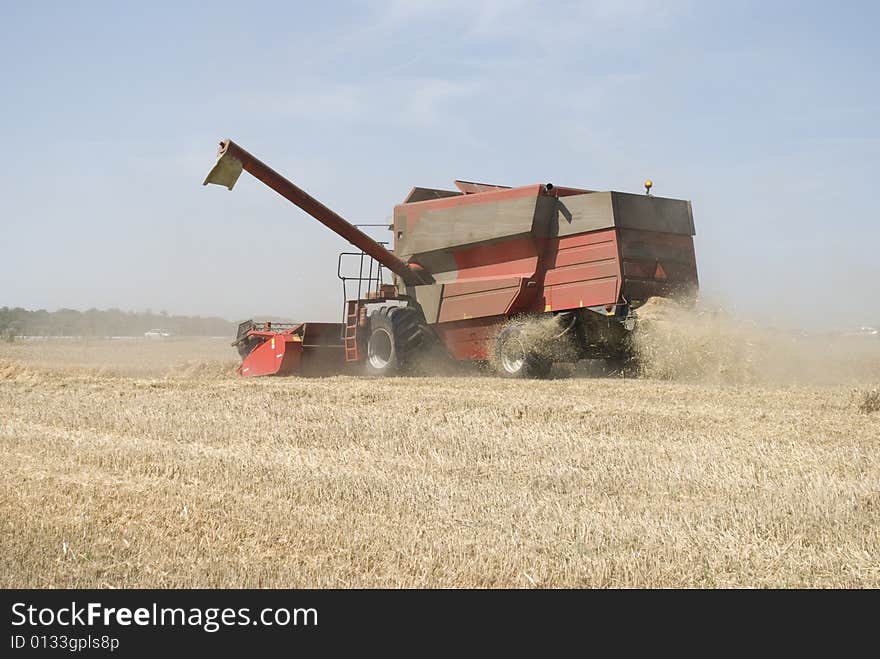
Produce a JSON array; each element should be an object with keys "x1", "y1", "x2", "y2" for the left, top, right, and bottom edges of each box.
[
  {"x1": 364, "y1": 306, "x2": 425, "y2": 376},
  {"x1": 494, "y1": 322, "x2": 552, "y2": 379}
]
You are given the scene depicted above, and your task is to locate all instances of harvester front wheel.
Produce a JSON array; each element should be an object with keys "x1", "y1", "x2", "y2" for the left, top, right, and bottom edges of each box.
[
  {"x1": 495, "y1": 323, "x2": 552, "y2": 379},
  {"x1": 364, "y1": 306, "x2": 424, "y2": 376}
]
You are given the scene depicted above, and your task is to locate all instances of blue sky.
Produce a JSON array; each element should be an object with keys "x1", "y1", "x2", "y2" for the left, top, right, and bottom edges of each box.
[{"x1": 1, "y1": 1, "x2": 877, "y2": 329}]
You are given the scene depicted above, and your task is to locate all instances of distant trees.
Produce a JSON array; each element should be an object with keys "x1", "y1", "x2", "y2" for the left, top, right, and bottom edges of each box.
[{"x1": 0, "y1": 307, "x2": 236, "y2": 337}]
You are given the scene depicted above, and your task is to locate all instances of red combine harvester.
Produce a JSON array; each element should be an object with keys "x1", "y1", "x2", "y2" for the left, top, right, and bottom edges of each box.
[{"x1": 203, "y1": 139, "x2": 698, "y2": 378}]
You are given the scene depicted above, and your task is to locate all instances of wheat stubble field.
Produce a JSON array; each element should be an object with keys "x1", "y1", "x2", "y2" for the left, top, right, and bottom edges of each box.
[{"x1": 1, "y1": 317, "x2": 879, "y2": 588}]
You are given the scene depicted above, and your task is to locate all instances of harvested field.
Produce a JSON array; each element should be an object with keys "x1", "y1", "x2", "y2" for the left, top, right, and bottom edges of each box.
[
  {"x1": 1, "y1": 334, "x2": 879, "y2": 588},
  {"x1": 0, "y1": 337, "x2": 237, "y2": 378}
]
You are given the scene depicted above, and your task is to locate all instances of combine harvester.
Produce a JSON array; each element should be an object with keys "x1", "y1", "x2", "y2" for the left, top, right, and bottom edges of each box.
[{"x1": 203, "y1": 139, "x2": 698, "y2": 378}]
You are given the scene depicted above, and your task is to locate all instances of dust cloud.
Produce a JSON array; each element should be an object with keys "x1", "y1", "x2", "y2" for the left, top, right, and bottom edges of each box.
[{"x1": 631, "y1": 297, "x2": 880, "y2": 386}]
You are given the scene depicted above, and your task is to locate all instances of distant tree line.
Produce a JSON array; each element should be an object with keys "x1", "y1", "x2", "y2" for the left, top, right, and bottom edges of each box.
[{"x1": 0, "y1": 307, "x2": 237, "y2": 338}]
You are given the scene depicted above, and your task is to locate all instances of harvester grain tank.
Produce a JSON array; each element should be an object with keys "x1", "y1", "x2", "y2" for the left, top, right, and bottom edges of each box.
[{"x1": 203, "y1": 139, "x2": 698, "y2": 377}]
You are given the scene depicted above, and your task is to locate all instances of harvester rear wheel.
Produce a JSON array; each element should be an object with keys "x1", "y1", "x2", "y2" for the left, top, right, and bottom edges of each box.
[
  {"x1": 364, "y1": 306, "x2": 425, "y2": 376},
  {"x1": 495, "y1": 323, "x2": 552, "y2": 379}
]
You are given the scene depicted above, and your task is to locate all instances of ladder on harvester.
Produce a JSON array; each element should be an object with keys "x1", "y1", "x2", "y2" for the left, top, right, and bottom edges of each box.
[{"x1": 344, "y1": 300, "x2": 360, "y2": 362}]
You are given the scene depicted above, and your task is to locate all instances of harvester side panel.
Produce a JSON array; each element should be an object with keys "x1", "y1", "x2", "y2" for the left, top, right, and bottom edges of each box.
[
  {"x1": 550, "y1": 190, "x2": 696, "y2": 237},
  {"x1": 610, "y1": 192, "x2": 695, "y2": 236},
  {"x1": 450, "y1": 236, "x2": 541, "y2": 280},
  {"x1": 555, "y1": 192, "x2": 617, "y2": 236},
  {"x1": 618, "y1": 228, "x2": 698, "y2": 301},
  {"x1": 432, "y1": 316, "x2": 500, "y2": 361},
  {"x1": 410, "y1": 284, "x2": 444, "y2": 324},
  {"x1": 435, "y1": 235, "x2": 542, "y2": 323},
  {"x1": 395, "y1": 189, "x2": 552, "y2": 324},
  {"x1": 393, "y1": 185, "x2": 545, "y2": 259},
  {"x1": 438, "y1": 277, "x2": 524, "y2": 323},
  {"x1": 540, "y1": 229, "x2": 622, "y2": 313},
  {"x1": 408, "y1": 235, "x2": 540, "y2": 287}
]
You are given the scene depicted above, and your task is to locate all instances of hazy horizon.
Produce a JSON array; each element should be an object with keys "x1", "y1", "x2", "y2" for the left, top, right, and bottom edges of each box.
[{"x1": 2, "y1": 1, "x2": 878, "y2": 331}]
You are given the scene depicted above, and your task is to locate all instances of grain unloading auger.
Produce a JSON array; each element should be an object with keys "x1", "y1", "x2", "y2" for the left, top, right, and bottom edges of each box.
[{"x1": 203, "y1": 139, "x2": 699, "y2": 378}]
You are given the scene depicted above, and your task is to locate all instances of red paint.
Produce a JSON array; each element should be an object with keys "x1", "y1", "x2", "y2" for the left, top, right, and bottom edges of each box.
[
  {"x1": 444, "y1": 277, "x2": 523, "y2": 297},
  {"x1": 433, "y1": 238, "x2": 543, "y2": 323},
  {"x1": 238, "y1": 334, "x2": 302, "y2": 377},
  {"x1": 433, "y1": 316, "x2": 502, "y2": 360},
  {"x1": 438, "y1": 283, "x2": 522, "y2": 323},
  {"x1": 453, "y1": 237, "x2": 539, "y2": 280},
  {"x1": 398, "y1": 184, "x2": 545, "y2": 232},
  {"x1": 538, "y1": 229, "x2": 622, "y2": 312}
]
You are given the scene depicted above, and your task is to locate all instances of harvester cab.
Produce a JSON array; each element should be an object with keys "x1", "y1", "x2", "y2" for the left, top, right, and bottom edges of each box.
[{"x1": 203, "y1": 139, "x2": 698, "y2": 378}]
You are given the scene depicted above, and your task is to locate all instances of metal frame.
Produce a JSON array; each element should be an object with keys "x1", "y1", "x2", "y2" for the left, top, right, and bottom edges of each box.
[{"x1": 336, "y1": 247, "x2": 389, "y2": 304}]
